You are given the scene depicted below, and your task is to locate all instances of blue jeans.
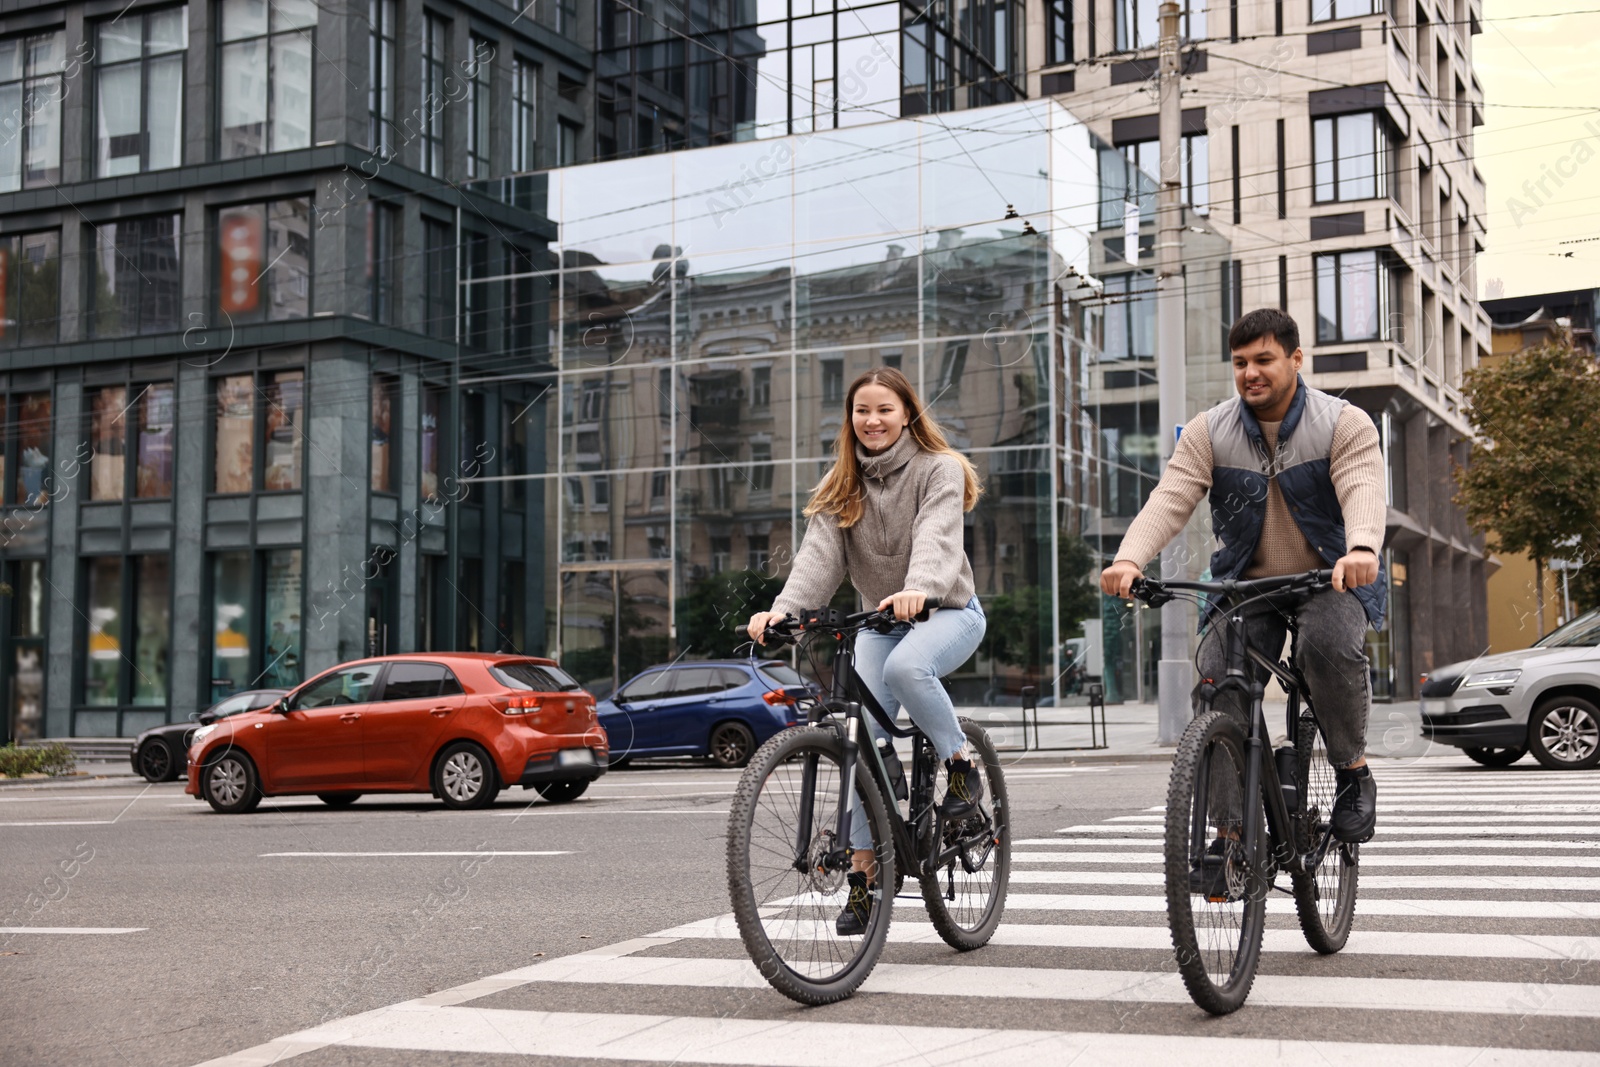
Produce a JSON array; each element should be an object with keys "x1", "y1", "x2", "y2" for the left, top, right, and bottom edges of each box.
[{"x1": 848, "y1": 598, "x2": 987, "y2": 849}]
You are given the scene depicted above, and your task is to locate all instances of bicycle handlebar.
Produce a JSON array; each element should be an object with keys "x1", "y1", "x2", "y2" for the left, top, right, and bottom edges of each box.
[
  {"x1": 1129, "y1": 568, "x2": 1336, "y2": 607},
  {"x1": 754, "y1": 605, "x2": 930, "y2": 646}
]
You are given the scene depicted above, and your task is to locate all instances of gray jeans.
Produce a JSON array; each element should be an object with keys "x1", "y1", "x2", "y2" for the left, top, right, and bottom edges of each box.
[{"x1": 1192, "y1": 587, "x2": 1372, "y2": 770}]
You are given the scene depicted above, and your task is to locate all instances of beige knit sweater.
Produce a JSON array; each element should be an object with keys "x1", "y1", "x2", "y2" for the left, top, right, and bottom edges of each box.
[{"x1": 1114, "y1": 403, "x2": 1387, "y2": 575}]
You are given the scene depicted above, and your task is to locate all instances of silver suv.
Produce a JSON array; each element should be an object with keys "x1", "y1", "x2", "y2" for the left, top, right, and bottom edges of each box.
[{"x1": 1420, "y1": 609, "x2": 1600, "y2": 769}]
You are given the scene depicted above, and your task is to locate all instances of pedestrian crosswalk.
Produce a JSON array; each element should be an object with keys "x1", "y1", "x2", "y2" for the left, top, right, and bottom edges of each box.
[{"x1": 196, "y1": 757, "x2": 1600, "y2": 1066}]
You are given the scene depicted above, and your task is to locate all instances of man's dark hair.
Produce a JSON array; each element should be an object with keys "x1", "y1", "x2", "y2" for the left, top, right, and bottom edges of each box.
[{"x1": 1228, "y1": 308, "x2": 1300, "y2": 357}]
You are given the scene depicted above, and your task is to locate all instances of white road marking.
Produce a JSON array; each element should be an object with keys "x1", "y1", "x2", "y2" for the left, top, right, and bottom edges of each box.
[
  {"x1": 994, "y1": 893, "x2": 1600, "y2": 918},
  {"x1": 0, "y1": 927, "x2": 146, "y2": 934},
  {"x1": 1021, "y1": 837, "x2": 1600, "y2": 849},
  {"x1": 1009, "y1": 850, "x2": 1600, "y2": 868},
  {"x1": 1007, "y1": 870, "x2": 1600, "y2": 891},
  {"x1": 1072, "y1": 822, "x2": 1600, "y2": 834},
  {"x1": 260, "y1": 851, "x2": 572, "y2": 857},
  {"x1": 0, "y1": 794, "x2": 157, "y2": 803},
  {"x1": 655, "y1": 913, "x2": 1600, "y2": 960},
  {"x1": 0, "y1": 820, "x2": 115, "y2": 827}
]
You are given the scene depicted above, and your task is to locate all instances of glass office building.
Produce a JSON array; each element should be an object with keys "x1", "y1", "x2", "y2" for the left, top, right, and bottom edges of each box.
[{"x1": 478, "y1": 96, "x2": 1237, "y2": 705}]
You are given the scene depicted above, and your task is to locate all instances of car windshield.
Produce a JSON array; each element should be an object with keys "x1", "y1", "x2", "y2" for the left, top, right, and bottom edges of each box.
[
  {"x1": 492, "y1": 662, "x2": 584, "y2": 692},
  {"x1": 1534, "y1": 609, "x2": 1600, "y2": 649},
  {"x1": 758, "y1": 663, "x2": 807, "y2": 688},
  {"x1": 206, "y1": 693, "x2": 260, "y2": 719}
]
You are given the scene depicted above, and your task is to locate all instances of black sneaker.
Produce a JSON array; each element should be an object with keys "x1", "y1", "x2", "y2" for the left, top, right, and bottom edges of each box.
[
  {"x1": 1189, "y1": 837, "x2": 1232, "y2": 899},
  {"x1": 1332, "y1": 765, "x2": 1376, "y2": 843},
  {"x1": 940, "y1": 757, "x2": 985, "y2": 819},
  {"x1": 835, "y1": 871, "x2": 873, "y2": 936}
]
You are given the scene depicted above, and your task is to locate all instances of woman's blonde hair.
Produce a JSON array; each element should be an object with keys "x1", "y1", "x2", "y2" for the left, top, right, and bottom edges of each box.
[{"x1": 804, "y1": 367, "x2": 982, "y2": 528}]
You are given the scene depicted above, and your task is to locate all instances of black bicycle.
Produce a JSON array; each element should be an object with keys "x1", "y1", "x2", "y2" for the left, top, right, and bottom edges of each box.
[
  {"x1": 725, "y1": 605, "x2": 1010, "y2": 1005},
  {"x1": 1130, "y1": 568, "x2": 1359, "y2": 1015}
]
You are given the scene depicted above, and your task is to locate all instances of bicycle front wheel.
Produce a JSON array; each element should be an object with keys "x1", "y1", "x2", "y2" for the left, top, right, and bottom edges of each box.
[
  {"x1": 1164, "y1": 709, "x2": 1267, "y2": 1015},
  {"x1": 920, "y1": 718, "x2": 1011, "y2": 950},
  {"x1": 726, "y1": 726, "x2": 895, "y2": 1005},
  {"x1": 1291, "y1": 708, "x2": 1359, "y2": 953}
]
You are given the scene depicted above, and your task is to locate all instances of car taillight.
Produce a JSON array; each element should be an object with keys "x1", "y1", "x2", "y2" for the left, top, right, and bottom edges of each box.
[
  {"x1": 502, "y1": 693, "x2": 544, "y2": 715},
  {"x1": 762, "y1": 689, "x2": 796, "y2": 706}
]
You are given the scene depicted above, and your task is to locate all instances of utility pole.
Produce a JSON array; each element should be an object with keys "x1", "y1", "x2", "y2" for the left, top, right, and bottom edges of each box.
[{"x1": 1155, "y1": 0, "x2": 1191, "y2": 744}]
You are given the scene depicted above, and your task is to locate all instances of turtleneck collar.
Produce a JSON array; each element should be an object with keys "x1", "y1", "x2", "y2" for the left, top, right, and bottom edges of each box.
[{"x1": 856, "y1": 430, "x2": 919, "y2": 479}]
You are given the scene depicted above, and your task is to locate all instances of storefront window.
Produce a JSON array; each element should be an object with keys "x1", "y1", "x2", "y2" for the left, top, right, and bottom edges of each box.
[
  {"x1": 263, "y1": 370, "x2": 304, "y2": 490},
  {"x1": 371, "y1": 375, "x2": 396, "y2": 493},
  {"x1": 90, "y1": 386, "x2": 127, "y2": 500},
  {"x1": 15, "y1": 391, "x2": 50, "y2": 505},
  {"x1": 85, "y1": 557, "x2": 122, "y2": 706},
  {"x1": 133, "y1": 556, "x2": 170, "y2": 704},
  {"x1": 263, "y1": 548, "x2": 302, "y2": 688},
  {"x1": 137, "y1": 383, "x2": 175, "y2": 497},
  {"x1": 421, "y1": 385, "x2": 443, "y2": 504},
  {"x1": 211, "y1": 552, "x2": 251, "y2": 697},
  {"x1": 214, "y1": 375, "x2": 254, "y2": 492}
]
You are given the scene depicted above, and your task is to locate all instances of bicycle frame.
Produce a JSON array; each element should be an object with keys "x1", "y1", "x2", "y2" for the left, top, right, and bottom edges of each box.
[
  {"x1": 787, "y1": 620, "x2": 970, "y2": 882},
  {"x1": 1203, "y1": 606, "x2": 1336, "y2": 880}
]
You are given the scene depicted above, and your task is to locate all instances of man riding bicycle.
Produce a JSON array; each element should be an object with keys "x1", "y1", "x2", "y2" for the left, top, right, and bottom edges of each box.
[{"x1": 1100, "y1": 308, "x2": 1384, "y2": 844}]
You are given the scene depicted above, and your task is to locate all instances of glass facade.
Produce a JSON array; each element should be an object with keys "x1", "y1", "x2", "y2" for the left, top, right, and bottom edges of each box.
[{"x1": 476, "y1": 98, "x2": 1235, "y2": 703}]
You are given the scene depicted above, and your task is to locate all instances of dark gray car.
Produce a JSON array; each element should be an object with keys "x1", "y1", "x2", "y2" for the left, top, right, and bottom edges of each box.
[
  {"x1": 1420, "y1": 609, "x2": 1600, "y2": 769},
  {"x1": 129, "y1": 689, "x2": 288, "y2": 782}
]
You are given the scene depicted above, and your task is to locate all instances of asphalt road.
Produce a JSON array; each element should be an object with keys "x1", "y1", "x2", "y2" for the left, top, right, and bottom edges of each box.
[{"x1": 4, "y1": 757, "x2": 1598, "y2": 1065}]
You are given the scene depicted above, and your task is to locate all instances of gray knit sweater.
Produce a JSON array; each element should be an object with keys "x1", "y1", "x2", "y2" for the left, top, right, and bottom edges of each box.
[{"x1": 771, "y1": 433, "x2": 977, "y2": 618}]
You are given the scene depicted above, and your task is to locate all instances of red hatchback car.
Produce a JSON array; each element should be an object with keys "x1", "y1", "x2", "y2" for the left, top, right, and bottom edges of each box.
[{"x1": 185, "y1": 654, "x2": 607, "y2": 813}]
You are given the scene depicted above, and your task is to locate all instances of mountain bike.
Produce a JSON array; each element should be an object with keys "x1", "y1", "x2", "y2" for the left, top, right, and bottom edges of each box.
[
  {"x1": 1130, "y1": 568, "x2": 1359, "y2": 1014},
  {"x1": 726, "y1": 605, "x2": 1010, "y2": 1005}
]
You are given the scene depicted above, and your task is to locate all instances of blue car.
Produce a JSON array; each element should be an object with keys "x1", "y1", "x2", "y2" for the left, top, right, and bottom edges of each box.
[{"x1": 597, "y1": 660, "x2": 815, "y2": 768}]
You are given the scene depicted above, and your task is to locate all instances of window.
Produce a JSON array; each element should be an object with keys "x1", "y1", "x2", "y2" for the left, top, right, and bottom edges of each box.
[
  {"x1": 462, "y1": 232, "x2": 490, "y2": 349},
  {"x1": 89, "y1": 214, "x2": 182, "y2": 338},
  {"x1": 371, "y1": 375, "x2": 396, "y2": 493},
  {"x1": 558, "y1": 119, "x2": 579, "y2": 167},
  {"x1": 747, "y1": 534, "x2": 770, "y2": 572},
  {"x1": 750, "y1": 440, "x2": 773, "y2": 490},
  {"x1": 217, "y1": 198, "x2": 312, "y2": 322},
  {"x1": 1315, "y1": 250, "x2": 1398, "y2": 344},
  {"x1": 368, "y1": 0, "x2": 396, "y2": 159},
  {"x1": 95, "y1": 9, "x2": 186, "y2": 176},
  {"x1": 88, "y1": 383, "x2": 174, "y2": 500},
  {"x1": 502, "y1": 399, "x2": 527, "y2": 506},
  {"x1": 423, "y1": 219, "x2": 454, "y2": 340},
  {"x1": 1102, "y1": 271, "x2": 1155, "y2": 360},
  {"x1": 1115, "y1": 0, "x2": 1201, "y2": 49},
  {"x1": 1047, "y1": 0, "x2": 1073, "y2": 65},
  {"x1": 84, "y1": 555, "x2": 170, "y2": 707},
  {"x1": 0, "y1": 31, "x2": 65, "y2": 191},
  {"x1": 291, "y1": 663, "x2": 379, "y2": 709},
  {"x1": 14, "y1": 391, "x2": 51, "y2": 505},
  {"x1": 1312, "y1": 0, "x2": 1380, "y2": 17},
  {"x1": 213, "y1": 370, "x2": 305, "y2": 493},
  {"x1": 1099, "y1": 135, "x2": 1207, "y2": 228},
  {"x1": 422, "y1": 16, "x2": 447, "y2": 178},
  {"x1": 751, "y1": 366, "x2": 771, "y2": 407},
  {"x1": 1313, "y1": 113, "x2": 1388, "y2": 203},
  {"x1": 211, "y1": 548, "x2": 303, "y2": 699},
  {"x1": 821, "y1": 357, "x2": 843, "y2": 404},
  {"x1": 421, "y1": 384, "x2": 445, "y2": 504},
  {"x1": 617, "y1": 669, "x2": 670, "y2": 703},
  {"x1": 0, "y1": 231, "x2": 62, "y2": 347},
  {"x1": 380, "y1": 662, "x2": 461, "y2": 700},
  {"x1": 512, "y1": 58, "x2": 537, "y2": 172},
  {"x1": 467, "y1": 37, "x2": 492, "y2": 179},
  {"x1": 219, "y1": 0, "x2": 315, "y2": 158},
  {"x1": 650, "y1": 469, "x2": 668, "y2": 506},
  {"x1": 553, "y1": 0, "x2": 579, "y2": 39},
  {"x1": 710, "y1": 535, "x2": 731, "y2": 574},
  {"x1": 366, "y1": 201, "x2": 397, "y2": 324}
]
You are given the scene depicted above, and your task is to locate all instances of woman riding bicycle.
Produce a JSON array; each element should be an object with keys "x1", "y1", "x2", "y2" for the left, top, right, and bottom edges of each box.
[{"x1": 747, "y1": 367, "x2": 986, "y2": 935}]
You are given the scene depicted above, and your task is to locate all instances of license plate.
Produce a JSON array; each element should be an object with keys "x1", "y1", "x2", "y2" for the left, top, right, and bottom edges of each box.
[{"x1": 557, "y1": 748, "x2": 595, "y2": 768}]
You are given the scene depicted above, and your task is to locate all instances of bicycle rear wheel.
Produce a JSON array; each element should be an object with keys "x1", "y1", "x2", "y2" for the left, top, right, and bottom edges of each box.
[
  {"x1": 920, "y1": 718, "x2": 1010, "y2": 950},
  {"x1": 1291, "y1": 708, "x2": 1359, "y2": 953},
  {"x1": 726, "y1": 726, "x2": 895, "y2": 1005},
  {"x1": 1164, "y1": 709, "x2": 1267, "y2": 1015}
]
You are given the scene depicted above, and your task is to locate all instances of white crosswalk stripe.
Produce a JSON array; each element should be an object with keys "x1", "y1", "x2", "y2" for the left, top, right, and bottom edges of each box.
[{"x1": 193, "y1": 760, "x2": 1600, "y2": 1066}]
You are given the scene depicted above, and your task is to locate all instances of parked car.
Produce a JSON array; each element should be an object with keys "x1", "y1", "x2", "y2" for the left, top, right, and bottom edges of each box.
[
  {"x1": 185, "y1": 654, "x2": 608, "y2": 813},
  {"x1": 1421, "y1": 608, "x2": 1600, "y2": 769},
  {"x1": 131, "y1": 689, "x2": 288, "y2": 782},
  {"x1": 597, "y1": 660, "x2": 814, "y2": 768}
]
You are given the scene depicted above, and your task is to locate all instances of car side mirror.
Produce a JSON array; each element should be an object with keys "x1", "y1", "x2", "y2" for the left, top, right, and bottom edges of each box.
[
  {"x1": 275, "y1": 696, "x2": 292, "y2": 714},
  {"x1": 198, "y1": 712, "x2": 218, "y2": 725}
]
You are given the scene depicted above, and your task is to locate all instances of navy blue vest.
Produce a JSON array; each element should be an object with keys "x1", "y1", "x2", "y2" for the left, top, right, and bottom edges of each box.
[{"x1": 1203, "y1": 377, "x2": 1386, "y2": 631}]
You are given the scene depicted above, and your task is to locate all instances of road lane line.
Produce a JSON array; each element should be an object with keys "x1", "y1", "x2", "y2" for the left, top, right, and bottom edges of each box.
[
  {"x1": 1008, "y1": 851, "x2": 1600, "y2": 868},
  {"x1": 0, "y1": 820, "x2": 115, "y2": 826},
  {"x1": 0, "y1": 927, "x2": 146, "y2": 934},
  {"x1": 1006, "y1": 870, "x2": 1600, "y2": 890},
  {"x1": 1067, "y1": 823, "x2": 1600, "y2": 834},
  {"x1": 1021, "y1": 837, "x2": 1600, "y2": 849},
  {"x1": 993, "y1": 893, "x2": 1600, "y2": 918},
  {"x1": 260, "y1": 851, "x2": 572, "y2": 857}
]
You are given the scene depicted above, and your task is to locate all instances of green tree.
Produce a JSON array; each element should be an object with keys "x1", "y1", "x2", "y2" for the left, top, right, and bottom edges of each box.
[
  {"x1": 981, "y1": 530, "x2": 1100, "y2": 670},
  {"x1": 1454, "y1": 334, "x2": 1600, "y2": 634},
  {"x1": 675, "y1": 569, "x2": 786, "y2": 659}
]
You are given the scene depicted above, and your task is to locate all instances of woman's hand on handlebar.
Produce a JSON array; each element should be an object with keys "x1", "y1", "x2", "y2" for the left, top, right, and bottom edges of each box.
[
  {"x1": 876, "y1": 589, "x2": 927, "y2": 622},
  {"x1": 1099, "y1": 560, "x2": 1143, "y2": 598},
  {"x1": 746, "y1": 610, "x2": 787, "y2": 645}
]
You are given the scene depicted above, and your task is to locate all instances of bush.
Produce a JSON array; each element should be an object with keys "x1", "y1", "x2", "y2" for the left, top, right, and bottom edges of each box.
[{"x1": 0, "y1": 743, "x2": 77, "y2": 778}]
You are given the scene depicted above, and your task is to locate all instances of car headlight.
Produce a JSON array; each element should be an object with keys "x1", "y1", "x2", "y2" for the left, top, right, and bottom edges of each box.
[
  {"x1": 1461, "y1": 669, "x2": 1521, "y2": 689},
  {"x1": 191, "y1": 724, "x2": 218, "y2": 746}
]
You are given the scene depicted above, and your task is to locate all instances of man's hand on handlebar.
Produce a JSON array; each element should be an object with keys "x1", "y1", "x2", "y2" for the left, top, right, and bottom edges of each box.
[
  {"x1": 876, "y1": 589, "x2": 927, "y2": 622},
  {"x1": 746, "y1": 610, "x2": 788, "y2": 645},
  {"x1": 1099, "y1": 560, "x2": 1144, "y2": 599},
  {"x1": 1331, "y1": 550, "x2": 1379, "y2": 593}
]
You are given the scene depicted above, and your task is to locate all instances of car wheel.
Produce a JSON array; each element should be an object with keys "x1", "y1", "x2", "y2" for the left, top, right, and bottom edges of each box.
[
  {"x1": 202, "y1": 750, "x2": 263, "y2": 814},
  {"x1": 317, "y1": 793, "x2": 362, "y2": 807},
  {"x1": 1463, "y1": 746, "x2": 1527, "y2": 768},
  {"x1": 535, "y1": 780, "x2": 589, "y2": 803},
  {"x1": 708, "y1": 722, "x2": 756, "y2": 769},
  {"x1": 434, "y1": 742, "x2": 500, "y2": 809},
  {"x1": 137, "y1": 741, "x2": 176, "y2": 783},
  {"x1": 1529, "y1": 697, "x2": 1600, "y2": 770}
]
